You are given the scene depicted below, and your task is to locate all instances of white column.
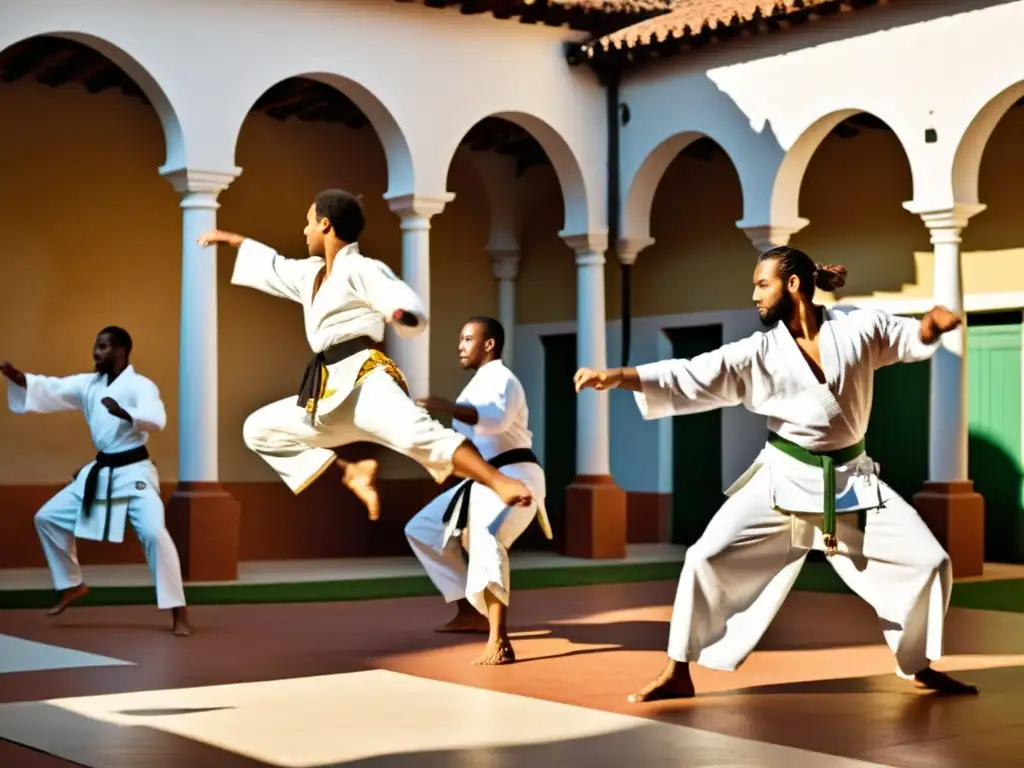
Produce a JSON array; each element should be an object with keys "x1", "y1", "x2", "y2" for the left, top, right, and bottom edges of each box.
[
  {"x1": 161, "y1": 168, "x2": 238, "y2": 482},
  {"x1": 489, "y1": 249, "x2": 519, "y2": 365},
  {"x1": 386, "y1": 193, "x2": 453, "y2": 399},
  {"x1": 738, "y1": 219, "x2": 809, "y2": 254},
  {"x1": 565, "y1": 234, "x2": 611, "y2": 477},
  {"x1": 909, "y1": 204, "x2": 984, "y2": 482}
]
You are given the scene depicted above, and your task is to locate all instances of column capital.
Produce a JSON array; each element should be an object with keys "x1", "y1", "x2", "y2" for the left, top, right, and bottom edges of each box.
[
  {"x1": 736, "y1": 218, "x2": 809, "y2": 253},
  {"x1": 902, "y1": 201, "x2": 986, "y2": 244},
  {"x1": 562, "y1": 232, "x2": 609, "y2": 258},
  {"x1": 489, "y1": 249, "x2": 520, "y2": 281},
  {"x1": 160, "y1": 166, "x2": 241, "y2": 207},
  {"x1": 618, "y1": 236, "x2": 655, "y2": 266},
  {"x1": 386, "y1": 193, "x2": 454, "y2": 222}
]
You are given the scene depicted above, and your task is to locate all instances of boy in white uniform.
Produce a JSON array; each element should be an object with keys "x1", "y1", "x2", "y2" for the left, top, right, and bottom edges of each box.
[{"x1": 198, "y1": 190, "x2": 532, "y2": 519}]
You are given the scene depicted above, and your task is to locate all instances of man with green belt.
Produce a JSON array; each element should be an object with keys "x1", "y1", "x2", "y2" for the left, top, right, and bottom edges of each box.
[{"x1": 574, "y1": 245, "x2": 977, "y2": 702}]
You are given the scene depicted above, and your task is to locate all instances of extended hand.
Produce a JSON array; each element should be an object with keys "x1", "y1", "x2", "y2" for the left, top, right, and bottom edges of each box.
[
  {"x1": 920, "y1": 305, "x2": 962, "y2": 344},
  {"x1": 416, "y1": 395, "x2": 452, "y2": 414},
  {"x1": 197, "y1": 229, "x2": 244, "y2": 249},
  {"x1": 0, "y1": 361, "x2": 26, "y2": 388},
  {"x1": 574, "y1": 367, "x2": 618, "y2": 393}
]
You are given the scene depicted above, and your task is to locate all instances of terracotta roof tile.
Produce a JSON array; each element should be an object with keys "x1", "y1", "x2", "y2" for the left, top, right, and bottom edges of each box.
[
  {"x1": 393, "y1": 0, "x2": 675, "y2": 31},
  {"x1": 577, "y1": 0, "x2": 889, "y2": 60}
]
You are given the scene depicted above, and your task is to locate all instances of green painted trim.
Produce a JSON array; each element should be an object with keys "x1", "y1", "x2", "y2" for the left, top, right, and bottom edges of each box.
[
  {"x1": 0, "y1": 561, "x2": 688, "y2": 611},
  {"x1": 3, "y1": 562, "x2": 1023, "y2": 614}
]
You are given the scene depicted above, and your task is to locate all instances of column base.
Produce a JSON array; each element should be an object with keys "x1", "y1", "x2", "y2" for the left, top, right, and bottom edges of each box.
[
  {"x1": 166, "y1": 482, "x2": 242, "y2": 582},
  {"x1": 912, "y1": 480, "x2": 985, "y2": 578},
  {"x1": 564, "y1": 475, "x2": 628, "y2": 559}
]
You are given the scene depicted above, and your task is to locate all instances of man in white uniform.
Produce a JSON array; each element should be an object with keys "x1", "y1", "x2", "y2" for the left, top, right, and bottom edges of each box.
[
  {"x1": 2, "y1": 327, "x2": 190, "y2": 636},
  {"x1": 407, "y1": 316, "x2": 549, "y2": 666},
  {"x1": 575, "y1": 245, "x2": 977, "y2": 701},
  {"x1": 198, "y1": 190, "x2": 532, "y2": 520}
]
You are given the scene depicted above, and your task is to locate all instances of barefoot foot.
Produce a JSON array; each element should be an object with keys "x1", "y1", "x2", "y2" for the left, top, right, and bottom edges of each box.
[
  {"x1": 914, "y1": 667, "x2": 978, "y2": 695},
  {"x1": 340, "y1": 458, "x2": 380, "y2": 520},
  {"x1": 46, "y1": 584, "x2": 89, "y2": 616},
  {"x1": 171, "y1": 607, "x2": 193, "y2": 637},
  {"x1": 472, "y1": 636, "x2": 516, "y2": 666},
  {"x1": 627, "y1": 660, "x2": 695, "y2": 703},
  {"x1": 435, "y1": 602, "x2": 489, "y2": 634}
]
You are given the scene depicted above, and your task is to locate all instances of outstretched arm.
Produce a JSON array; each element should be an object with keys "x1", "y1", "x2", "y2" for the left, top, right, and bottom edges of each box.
[
  {"x1": 199, "y1": 229, "x2": 309, "y2": 303},
  {"x1": 575, "y1": 338, "x2": 754, "y2": 421},
  {"x1": 3, "y1": 363, "x2": 89, "y2": 415},
  {"x1": 417, "y1": 376, "x2": 522, "y2": 434}
]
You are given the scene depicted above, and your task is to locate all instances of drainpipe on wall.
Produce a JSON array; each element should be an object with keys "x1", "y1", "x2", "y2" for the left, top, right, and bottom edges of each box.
[
  {"x1": 600, "y1": 63, "x2": 629, "y2": 367},
  {"x1": 566, "y1": 41, "x2": 629, "y2": 366}
]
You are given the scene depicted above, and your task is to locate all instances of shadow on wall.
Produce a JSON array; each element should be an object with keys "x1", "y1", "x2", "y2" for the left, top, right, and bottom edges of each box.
[{"x1": 969, "y1": 433, "x2": 1024, "y2": 564}]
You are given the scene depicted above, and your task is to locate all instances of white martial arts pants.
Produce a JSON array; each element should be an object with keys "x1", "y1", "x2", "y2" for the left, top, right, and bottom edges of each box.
[
  {"x1": 34, "y1": 484, "x2": 187, "y2": 610},
  {"x1": 668, "y1": 468, "x2": 951, "y2": 678},
  {"x1": 405, "y1": 473, "x2": 539, "y2": 615},
  {"x1": 243, "y1": 367, "x2": 467, "y2": 493}
]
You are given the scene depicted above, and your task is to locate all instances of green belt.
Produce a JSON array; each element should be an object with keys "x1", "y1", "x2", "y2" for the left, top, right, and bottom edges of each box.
[{"x1": 766, "y1": 432, "x2": 866, "y2": 553}]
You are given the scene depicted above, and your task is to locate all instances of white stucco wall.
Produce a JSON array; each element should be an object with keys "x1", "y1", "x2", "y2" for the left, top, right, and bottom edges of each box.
[
  {"x1": 618, "y1": 0, "x2": 1024, "y2": 242},
  {"x1": 1, "y1": 0, "x2": 608, "y2": 237}
]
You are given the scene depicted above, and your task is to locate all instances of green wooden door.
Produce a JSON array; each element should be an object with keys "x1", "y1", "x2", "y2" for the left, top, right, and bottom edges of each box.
[
  {"x1": 967, "y1": 311, "x2": 1024, "y2": 563},
  {"x1": 866, "y1": 356, "x2": 930, "y2": 503},
  {"x1": 536, "y1": 333, "x2": 577, "y2": 552},
  {"x1": 668, "y1": 325, "x2": 724, "y2": 545}
]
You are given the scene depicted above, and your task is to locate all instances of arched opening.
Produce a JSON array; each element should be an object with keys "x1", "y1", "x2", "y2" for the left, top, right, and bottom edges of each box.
[
  {"x1": 787, "y1": 111, "x2": 929, "y2": 518},
  {"x1": 956, "y1": 89, "x2": 1024, "y2": 563},
  {"x1": 443, "y1": 116, "x2": 570, "y2": 551},
  {"x1": 0, "y1": 33, "x2": 183, "y2": 567},
  {"x1": 784, "y1": 111, "x2": 922, "y2": 298},
  {"x1": 630, "y1": 135, "x2": 757, "y2": 547}
]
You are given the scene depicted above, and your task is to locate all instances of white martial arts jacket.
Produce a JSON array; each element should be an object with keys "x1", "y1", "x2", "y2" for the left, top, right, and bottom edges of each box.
[
  {"x1": 633, "y1": 307, "x2": 941, "y2": 516},
  {"x1": 7, "y1": 365, "x2": 165, "y2": 542},
  {"x1": 449, "y1": 359, "x2": 551, "y2": 540},
  {"x1": 230, "y1": 239, "x2": 425, "y2": 419}
]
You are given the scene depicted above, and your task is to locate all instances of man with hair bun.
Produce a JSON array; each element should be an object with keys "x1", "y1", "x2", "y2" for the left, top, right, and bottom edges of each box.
[{"x1": 575, "y1": 245, "x2": 977, "y2": 701}]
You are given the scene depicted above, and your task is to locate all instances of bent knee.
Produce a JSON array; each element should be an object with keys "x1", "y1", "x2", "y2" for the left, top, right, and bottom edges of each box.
[{"x1": 242, "y1": 408, "x2": 283, "y2": 451}]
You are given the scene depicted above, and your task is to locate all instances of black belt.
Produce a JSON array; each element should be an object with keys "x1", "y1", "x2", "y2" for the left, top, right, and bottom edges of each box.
[
  {"x1": 81, "y1": 445, "x2": 150, "y2": 541},
  {"x1": 441, "y1": 448, "x2": 539, "y2": 542},
  {"x1": 297, "y1": 336, "x2": 376, "y2": 420}
]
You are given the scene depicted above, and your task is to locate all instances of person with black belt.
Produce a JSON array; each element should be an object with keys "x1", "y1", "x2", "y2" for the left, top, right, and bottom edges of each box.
[
  {"x1": 197, "y1": 190, "x2": 533, "y2": 524},
  {"x1": 406, "y1": 316, "x2": 549, "y2": 666},
  {"x1": 2, "y1": 326, "x2": 190, "y2": 635}
]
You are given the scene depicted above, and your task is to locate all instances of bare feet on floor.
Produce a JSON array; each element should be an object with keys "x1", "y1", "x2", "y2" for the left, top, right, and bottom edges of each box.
[
  {"x1": 627, "y1": 659, "x2": 696, "y2": 703},
  {"x1": 46, "y1": 584, "x2": 89, "y2": 616},
  {"x1": 472, "y1": 635, "x2": 516, "y2": 666},
  {"x1": 171, "y1": 607, "x2": 193, "y2": 637},
  {"x1": 914, "y1": 667, "x2": 978, "y2": 695},
  {"x1": 435, "y1": 600, "x2": 488, "y2": 633},
  {"x1": 339, "y1": 458, "x2": 380, "y2": 520}
]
